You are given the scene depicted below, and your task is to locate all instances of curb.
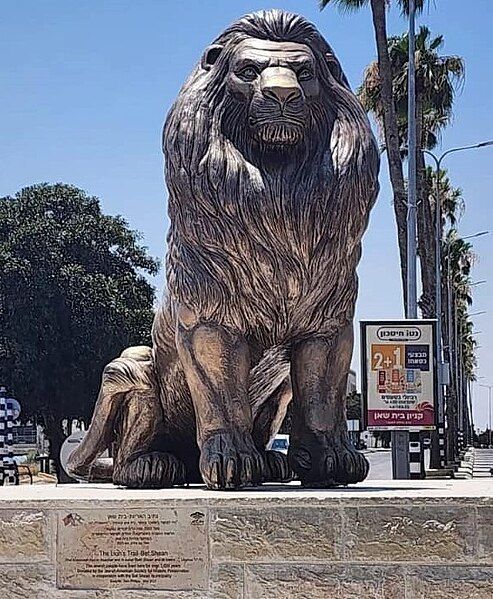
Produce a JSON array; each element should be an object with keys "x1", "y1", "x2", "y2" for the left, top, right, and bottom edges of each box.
[{"x1": 454, "y1": 447, "x2": 475, "y2": 479}]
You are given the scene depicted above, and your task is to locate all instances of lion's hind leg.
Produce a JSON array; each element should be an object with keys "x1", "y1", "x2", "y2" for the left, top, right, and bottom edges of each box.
[{"x1": 67, "y1": 346, "x2": 169, "y2": 483}]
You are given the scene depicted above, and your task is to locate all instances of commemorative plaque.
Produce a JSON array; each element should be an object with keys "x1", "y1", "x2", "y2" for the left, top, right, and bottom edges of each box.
[{"x1": 56, "y1": 508, "x2": 208, "y2": 590}]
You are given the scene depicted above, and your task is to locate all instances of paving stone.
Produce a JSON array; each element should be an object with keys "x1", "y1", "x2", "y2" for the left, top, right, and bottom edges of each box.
[
  {"x1": 0, "y1": 564, "x2": 111, "y2": 599},
  {"x1": 405, "y1": 565, "x2": 493, "y2": 598},
  {"x1": 2, "y1": 563, "x2": 241, "y2": 599},
  {"x1": 477, "y1": 506, "x2": 493, "y2": 563},
  {"x1": 114, "y1": 563, "x2": 243, "y2": 599},
  {"x1": 244, "y1": 564, "x2": 405, "y2": 599},
  {"x1": 210, "y1": 506, "x2": 342, "y2": 562},
  {"x1": 343, "y1": 505, "x2": 475, "y2": 562},
  {"x1": 0, "y1": 510, "x2": 50, "y2": 562}
]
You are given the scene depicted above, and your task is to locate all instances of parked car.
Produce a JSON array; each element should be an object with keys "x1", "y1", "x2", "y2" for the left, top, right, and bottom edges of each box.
[{"x1": 269, "y1": 434, "x2": 289, "y2": 455}]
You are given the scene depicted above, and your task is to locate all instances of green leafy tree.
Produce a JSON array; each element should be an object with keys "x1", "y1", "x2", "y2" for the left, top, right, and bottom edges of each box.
[
  {"x1": 346, "y1": 391, "x2": 362, "y2": 420},
  {"x1": 0, "y1": 184, "x2": 159, "y2": 478}
]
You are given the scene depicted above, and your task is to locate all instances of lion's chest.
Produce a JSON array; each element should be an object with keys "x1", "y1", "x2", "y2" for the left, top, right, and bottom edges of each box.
[
  {"x1": 209, "y1": 215, "x2": 359, "y2": 341},
  {"x1": 168, "y1": 185, "x2": 363, "y2": 343}
]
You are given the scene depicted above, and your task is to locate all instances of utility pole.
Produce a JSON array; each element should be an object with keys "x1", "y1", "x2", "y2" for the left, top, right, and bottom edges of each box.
[
  {"x1": 392, "y1": 0, "x2": 416, "y2": 480},
  {"x1": 406, "y1": 0, "x2": 418, "y2": 322}
]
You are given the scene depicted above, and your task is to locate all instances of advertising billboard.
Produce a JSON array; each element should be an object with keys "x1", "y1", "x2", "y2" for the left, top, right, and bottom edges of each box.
[{"x1": 361, "y1": 320, "x2": 437, "y2": 431}]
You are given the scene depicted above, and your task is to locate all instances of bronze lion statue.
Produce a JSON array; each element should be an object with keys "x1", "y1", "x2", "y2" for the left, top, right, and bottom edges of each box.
[{"x1": 68, "y1": 9, "x2": 379, "y2": 490}]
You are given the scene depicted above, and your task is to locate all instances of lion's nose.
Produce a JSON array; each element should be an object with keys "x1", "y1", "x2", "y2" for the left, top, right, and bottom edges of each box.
[
  {"x1": 263, "y1": 84, "x2": 301, "y2": 105},
  {"x1": 260, "y1": 67, "x2": 302, "y2": 106}
]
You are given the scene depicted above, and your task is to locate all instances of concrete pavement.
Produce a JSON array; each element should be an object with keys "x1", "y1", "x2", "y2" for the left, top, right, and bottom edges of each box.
[{"x1": 473, "y1": 448, "x2": 493, "y2": 477}]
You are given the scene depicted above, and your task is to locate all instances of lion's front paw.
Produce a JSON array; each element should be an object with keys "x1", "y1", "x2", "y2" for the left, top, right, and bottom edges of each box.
[
  {"x1": 263, "y1": 449, "x2": 293, "y2": 483},
  {"x1": 288, "y1": 433, "x2": 369, "y2": 487},
  {"x1": 114, "y1": 452, "x2": 187, "y2": 489},
  {"x1": 199, "y1": 431, "x2": 264, "y2": 490}
]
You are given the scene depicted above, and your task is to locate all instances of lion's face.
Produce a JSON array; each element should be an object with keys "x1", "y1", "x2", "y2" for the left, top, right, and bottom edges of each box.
[{"x1": 224, "y1": 39, "x2": 321, "y2": 147}]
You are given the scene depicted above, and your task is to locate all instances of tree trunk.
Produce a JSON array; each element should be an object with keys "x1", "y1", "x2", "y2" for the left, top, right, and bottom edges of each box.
[
  {"x1": 370, "y1": 0, "x2": 408, "y2": 312},
  {"x1": 416, "y1": 159, "x2": 436, "y2": 318}
]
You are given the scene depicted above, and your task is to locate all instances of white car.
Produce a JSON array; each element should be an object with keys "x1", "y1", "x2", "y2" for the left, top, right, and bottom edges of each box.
[{"x1": 268, "y1": 434, "x2": 289, "y2": 455}]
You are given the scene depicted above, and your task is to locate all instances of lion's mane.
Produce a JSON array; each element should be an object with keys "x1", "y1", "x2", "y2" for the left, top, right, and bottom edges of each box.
[{"x1": 162, "y1": 9, "x2": 379, "y2": 347}]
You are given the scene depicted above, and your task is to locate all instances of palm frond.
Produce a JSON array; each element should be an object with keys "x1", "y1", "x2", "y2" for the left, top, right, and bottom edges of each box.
[{"x1": 320, "y1": 0, "x2": 369, "y2": 12}]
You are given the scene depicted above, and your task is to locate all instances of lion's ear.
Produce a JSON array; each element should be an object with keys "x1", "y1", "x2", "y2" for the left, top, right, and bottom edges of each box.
[
  {"x1": 201, "y1": 44, "x2": 224, "y2": 71},
  {"x1": 325, "y1": 52, "x2": 350, "y2": 88}
]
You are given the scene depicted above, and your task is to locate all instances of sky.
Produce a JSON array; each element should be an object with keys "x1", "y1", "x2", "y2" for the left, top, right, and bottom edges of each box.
[{"x1": 1, "y1": 0, "x2": 492, "y2": 429}]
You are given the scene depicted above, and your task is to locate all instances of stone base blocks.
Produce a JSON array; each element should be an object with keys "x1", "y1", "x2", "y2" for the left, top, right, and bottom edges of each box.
[{"x1": 0, "y1": 480, "x2": 491, "y2": 598}]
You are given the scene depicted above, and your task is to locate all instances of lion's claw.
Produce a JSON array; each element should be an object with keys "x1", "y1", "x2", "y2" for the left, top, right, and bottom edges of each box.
[
  {"x1": 200, "y1": 431, "x2": 264, "y2": 490},
  {"x1": 263, "y1": 450, "x2": 293, "y2": 483},
  {"x1": 288, "y1": 433, "x2": 369, "y2": 487},
  {"x1": 114, "y1": 451, "x2": 187, "y2": 489}
]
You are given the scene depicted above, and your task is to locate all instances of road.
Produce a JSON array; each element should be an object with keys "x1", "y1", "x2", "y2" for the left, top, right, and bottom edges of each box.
[
  {"x1": 365, "y1": 450, "x2": 392, "y2": 479},
  {"x1": 364, "y1": 449, "x2": 431, "y2": 479}
]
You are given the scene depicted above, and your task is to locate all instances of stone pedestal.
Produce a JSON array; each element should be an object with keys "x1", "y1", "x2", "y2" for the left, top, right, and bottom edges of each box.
[{"x1": 0, "y1": 480, "x2": 491, "y2": 598}]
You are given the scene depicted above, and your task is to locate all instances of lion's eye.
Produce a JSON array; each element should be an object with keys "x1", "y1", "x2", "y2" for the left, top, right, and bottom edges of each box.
[
  {"x1": 237, "y1": 66, "x2": 258, "y2": 81},
  {"x1": 298, "y1": 68, "x2": 314, "y2": 81}
]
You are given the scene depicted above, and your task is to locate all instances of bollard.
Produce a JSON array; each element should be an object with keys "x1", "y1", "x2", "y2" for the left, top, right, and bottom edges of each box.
[
  {"x1": 409, "y1": 432, "x2": 424, "y2": 479},
  {"x1": 0, "y1": 388, "x2": 19, "y2": 485}
]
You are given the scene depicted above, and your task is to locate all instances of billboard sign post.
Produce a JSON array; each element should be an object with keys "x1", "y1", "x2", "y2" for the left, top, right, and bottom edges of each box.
[{"x1": 361, "y1": 320, "x2": 437, "y2": 432}]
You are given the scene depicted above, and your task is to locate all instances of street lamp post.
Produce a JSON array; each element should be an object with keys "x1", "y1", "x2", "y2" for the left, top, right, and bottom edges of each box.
[
  {"x1": 391, "y1": 0, "x2": 417, "y2": 481},
  {"x1": 479, "y1": 385, "x2": 493, "y2": 448},
  {"x1": 407, "y1": 0, "x2": 418, "y2": 324},
  {"x1": 389, "y1": 0, "x2": 417, "y2": 481},
  {"x1": 423, "y1": 141, "x2": 493, "y2": 467}
]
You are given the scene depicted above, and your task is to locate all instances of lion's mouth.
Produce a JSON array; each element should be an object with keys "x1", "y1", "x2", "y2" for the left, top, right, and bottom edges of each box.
[{"x1": 254, "y1": 122, "x2": 303, "y2": 145}]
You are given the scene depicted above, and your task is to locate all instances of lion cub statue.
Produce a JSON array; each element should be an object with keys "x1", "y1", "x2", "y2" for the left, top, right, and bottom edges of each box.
[{"x1": 68, "y1": 9, "x2": 379, "y2": 490}]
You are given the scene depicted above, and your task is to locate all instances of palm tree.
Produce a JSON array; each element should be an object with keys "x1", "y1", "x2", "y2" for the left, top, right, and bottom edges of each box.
[
  {"x1": 426, "y1": 167, "x2": 464, "y2": 228},
  {"x1": 443, "y1": 232, "x2": 476, "y2": 462},
  {"x1": 321, "y1": 0, "x2": 427, "y2": 311},
  {"x1": 362, "y1": 28, "x2": 464, "y2": 150},
  {"x1": 360, "y1": 28, "x2": 465, "y2": 151},
  {"x1": 359, "y1": 27, "x2": 465, "y2": 318}
]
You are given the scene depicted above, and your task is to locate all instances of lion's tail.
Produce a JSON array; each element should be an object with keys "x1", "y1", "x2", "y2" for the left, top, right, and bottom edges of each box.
[
  {"x1": 66, "y1": 346, "x2": 155, "y2": 481},
  {"x1": 248, "y1": 345, "x2": 291, "y2": 419}
]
